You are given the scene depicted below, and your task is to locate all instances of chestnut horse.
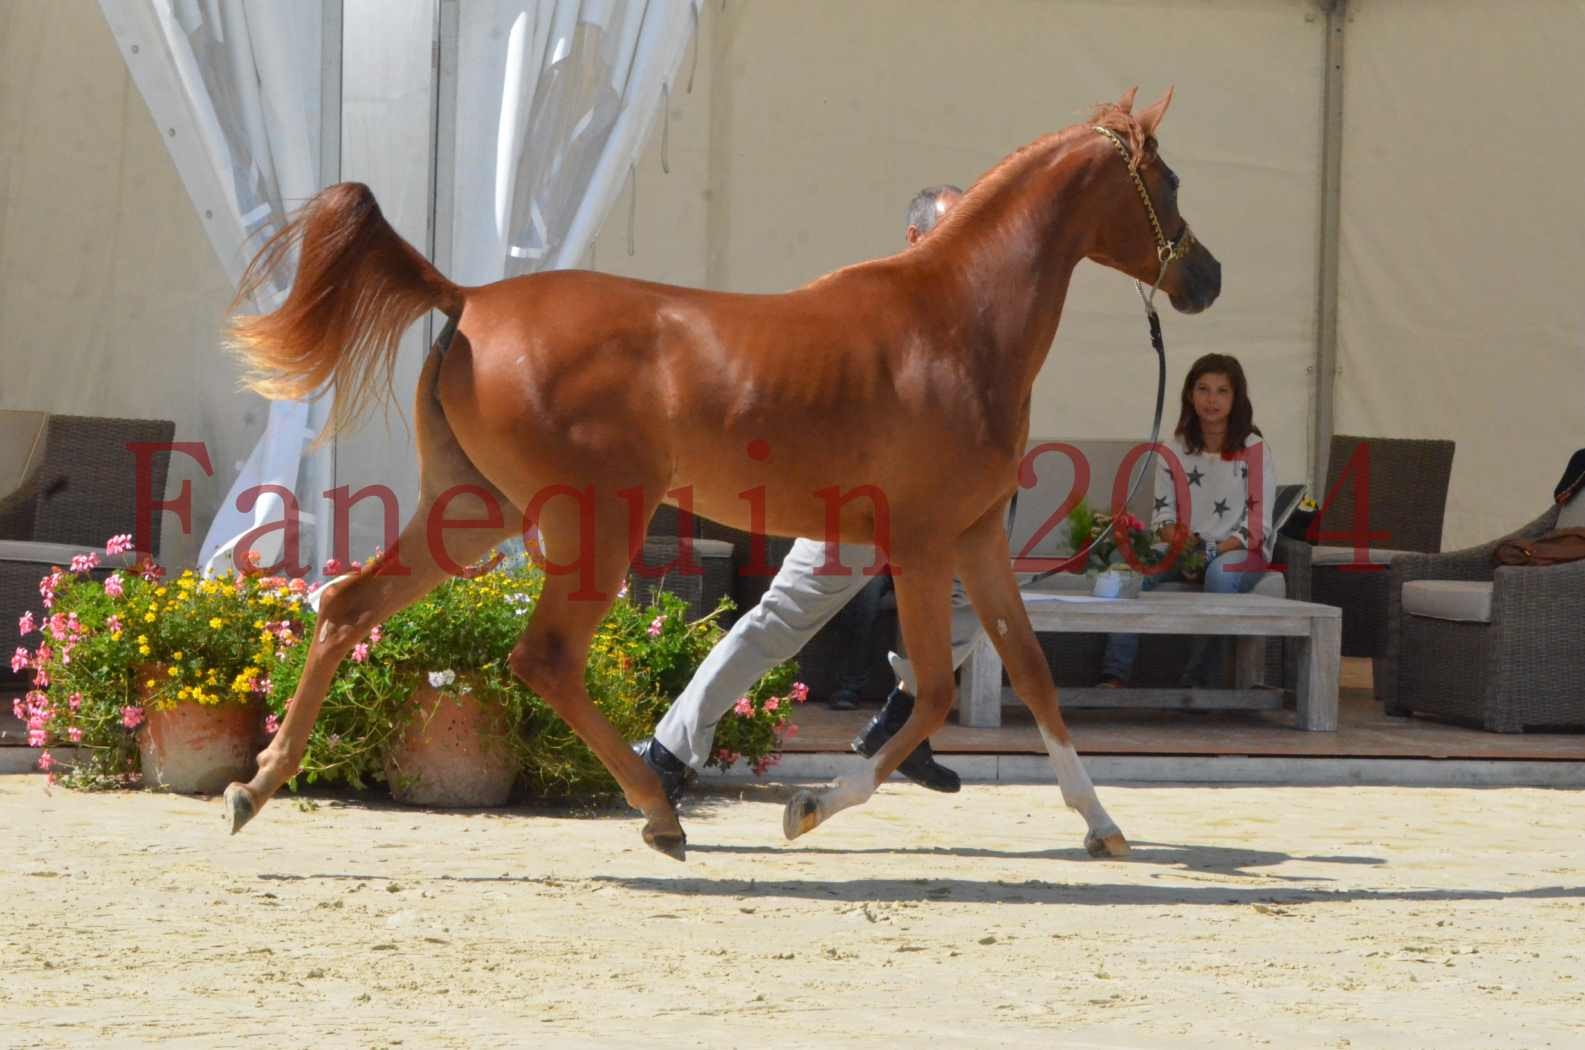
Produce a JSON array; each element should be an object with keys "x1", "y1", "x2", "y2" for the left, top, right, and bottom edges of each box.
[{"x1": 222, "y1": 87, "x2": 1219, "y2": 861}]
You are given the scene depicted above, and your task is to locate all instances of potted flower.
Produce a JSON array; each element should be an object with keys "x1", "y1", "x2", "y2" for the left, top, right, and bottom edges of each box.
[
  {"x1": 16, "y1": 537, "x2": 296, "y2": 793},
  {"x1": 1064, "y1": 501, "x2": 1168, "y2": 599},
  {"x1": 265, "y1": 561, "x2": 802, "y2": 806}
]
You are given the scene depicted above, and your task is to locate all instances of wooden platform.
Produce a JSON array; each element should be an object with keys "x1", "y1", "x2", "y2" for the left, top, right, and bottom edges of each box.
[{"x1": 784, "y1": 659, "x2": 1585, "y2": 762}]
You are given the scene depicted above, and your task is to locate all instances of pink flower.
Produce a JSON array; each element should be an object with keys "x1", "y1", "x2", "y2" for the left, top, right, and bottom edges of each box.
[
  {"x1": 713, "y1": 748, "x2": 740, "y2": 766},
  {"x1": 616, "y1": 581, "x2": 629, "y2": 600},
  {"x1": 67, "y1": 727, "x2": 82, "y2": 743},
  {"x1": 105, "y1": 615, "x2": 122, "y2": 635},
  {"x1": 764, "y1": 697, "x2": 780, "y2": 712},
  {"x1": 68, "y1": 692, "x2": 82, "y2": 712},
  {"x1": 105, "y1": 533, "x2": 133, "y2": 555},
  {"x1": 263, "y1": 714, "x2": 280, "y2": 735},
  {"x1": 103, "y1": 574, "x2": 124, "y2": 598},
  {"x1": 69, "y1": 552, "x2": 100, "y2": 574},
  {"x1": 289, "y1": 578, "x2": 309, "y2": 596},
  {"x1": 368, "y1": 625, "x2": 382, "y2": 645},
  {"x1": 647, "y1": 615, "x2": 665, "y2": 637},
  {"x1": 10, "y1": 647, "x2": 29, "y2": 673},
  {"x1": 751, "y1": 754, "x2": 781, "y2": 776},
  {"x1": 733, "y1": 696, "x2": 754, "y2": 717},
  {"x1": 27, "y1": 728, "x2": 46, "y2": 747},
  {"x1": 121, "y1": 705, "x2": 145, "y2": 730},
  {"x1": 10, "y1": 697, "x2": 22, "y2": 719},
  {"x1": 17, "y1": 611, "x2": 35, "y2": 637},
  {"x1": 37, "y1": 751, "x2": 53, "y2": 772},
  {"x1": 350, "y1": 642, "x2": 370, "y2": 663},
  {"x1": 780, "y1": 722, "x2": 800, "y2": 738},
  {"x1": 790, "y1": 681, "x2": 810, "y2": 704}
]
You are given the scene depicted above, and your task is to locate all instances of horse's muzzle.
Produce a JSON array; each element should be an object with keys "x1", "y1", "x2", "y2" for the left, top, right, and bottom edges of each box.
[{"x1": 1169, "y1": 246, "x2": 1221, "y2": 314}]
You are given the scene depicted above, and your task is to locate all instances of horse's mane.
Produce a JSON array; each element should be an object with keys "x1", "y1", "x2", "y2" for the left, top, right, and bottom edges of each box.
[{"x1": 915, "y1": 102, "x2": 1153, "y2": 249}]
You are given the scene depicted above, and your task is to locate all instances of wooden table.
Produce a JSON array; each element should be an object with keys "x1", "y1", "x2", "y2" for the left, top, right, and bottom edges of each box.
[{"x1": 957, "y1": 592, "x2": 1342, "y2": 731}]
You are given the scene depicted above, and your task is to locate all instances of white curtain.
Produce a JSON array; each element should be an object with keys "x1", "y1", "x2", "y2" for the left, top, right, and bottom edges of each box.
[
  {"x1": 452, "y1": 0, "x2": 701, "y2": 285},
  {"x1": 96, "y1": 0, "x2": 326, "y2": 576}
]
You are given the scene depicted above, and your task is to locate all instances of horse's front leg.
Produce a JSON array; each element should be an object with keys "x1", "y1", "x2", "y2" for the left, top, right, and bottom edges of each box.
[
  {"x1": 783, "y1": 552, "x2": 956, "y2": 839},
  {"x1": 954, "y1": 506, "x2": 1128, "y2": 856}
]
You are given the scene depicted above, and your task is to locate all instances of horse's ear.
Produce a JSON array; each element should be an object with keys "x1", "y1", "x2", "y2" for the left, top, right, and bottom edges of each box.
[
  {"x1": 1117, "y1": 86, "x2": 1139, "y2": 113},
  {"x1": 1136, "y1": 86, "x2": 1174, "y2": 138}
]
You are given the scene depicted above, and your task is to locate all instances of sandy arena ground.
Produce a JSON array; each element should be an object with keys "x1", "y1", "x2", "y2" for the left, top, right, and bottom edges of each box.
[{"x1": 4, "y1": 775, "x2": 1583, "y2": 1049}]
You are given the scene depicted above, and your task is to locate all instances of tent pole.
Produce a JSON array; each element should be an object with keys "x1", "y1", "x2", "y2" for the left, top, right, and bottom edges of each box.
[
  {"x1": 312, "y1": 0, "x2": 343, "y2": 577},
  {"x1": 1312, "y1": 0, "x2": 1346, "y2": 493}
]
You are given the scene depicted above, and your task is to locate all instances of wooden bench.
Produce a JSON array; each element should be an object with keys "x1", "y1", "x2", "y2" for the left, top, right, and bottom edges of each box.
[{"x1": 957, "y1": 591, "x2": 1343, "y2": 731}]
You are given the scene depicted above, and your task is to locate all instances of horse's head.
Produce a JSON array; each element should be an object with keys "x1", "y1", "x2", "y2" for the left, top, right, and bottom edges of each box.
[{"x1": 1084, "y1": 87, "x2": 1220, "y2": 314}]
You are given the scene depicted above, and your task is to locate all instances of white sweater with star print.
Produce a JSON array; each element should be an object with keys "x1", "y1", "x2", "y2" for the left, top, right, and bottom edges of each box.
[{"x1": 1148, "y1": 433, "x2": 1277, "y2": 560}]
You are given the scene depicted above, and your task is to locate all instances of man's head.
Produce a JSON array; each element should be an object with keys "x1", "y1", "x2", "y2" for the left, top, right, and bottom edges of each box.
[{"x1": 904, "y1": 184, "x2": 964, "y2": 245}]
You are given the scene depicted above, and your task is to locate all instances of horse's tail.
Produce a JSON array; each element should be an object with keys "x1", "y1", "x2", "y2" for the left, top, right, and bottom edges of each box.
[{"x1": 228, "y1": 182, "x2": 463, "y2": 439}]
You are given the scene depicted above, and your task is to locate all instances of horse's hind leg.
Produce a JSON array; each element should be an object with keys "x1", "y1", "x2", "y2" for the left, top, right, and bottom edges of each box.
[
  {"x1": 783, "y1": 549, "x2": 956, "y2": 839},
  {"x1": 507, "y1": 493, "x2": 687, "y2": 861},
  {"x1": 225, "y1": 345, "x2": 514, "y2": 833},
  {"x1": 954, "y1": 505, "x2": 1128, "y2": 856}
]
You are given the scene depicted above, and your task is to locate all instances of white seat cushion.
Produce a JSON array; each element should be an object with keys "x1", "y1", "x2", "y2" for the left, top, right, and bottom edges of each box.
[
  {"x1": 1402, "y1": 579, "x2": 1494, "y2": 623},
  {"x1": 1311, "y1": 545, "x2": 1411, "y2": 566}
]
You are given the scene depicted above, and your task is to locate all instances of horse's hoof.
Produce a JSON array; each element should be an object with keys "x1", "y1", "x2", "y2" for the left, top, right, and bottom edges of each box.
[
  {"x1": 641, "y1": 808, "x2": 687, "y2": 862},
  {"x1": 223, "y1": 783, "x2": 257, "y2": 836},
  {"x1": 783, "y1": 789, "x2": 821, "y2": 841},
  {"x1": 1084, "y1": 827, "x2": 1130, "y2": 858}
]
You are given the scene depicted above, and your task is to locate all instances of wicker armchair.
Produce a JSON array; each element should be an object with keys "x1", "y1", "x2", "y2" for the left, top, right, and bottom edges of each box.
[
  {"x1": 1, "y1": 413, "x2": 176, "y2": 687},
  {"x1": 1384, "y1": 496, "x2": 1585, "y2": 731},
  {"x1": 1309, "y1": 434, "x2": 1455, "y2": 696},
  {"x1": 626, "y1": 504, "x2": 736, "y2": 623}
]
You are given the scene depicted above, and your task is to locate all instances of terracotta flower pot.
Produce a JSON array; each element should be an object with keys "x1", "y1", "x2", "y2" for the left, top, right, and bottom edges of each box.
[
  {"x1": 384, "y1": 680, "x2": 517, "y2": 807},
  {"x1": 137, "y1": 697, "x2": 262, "y2": 795}
]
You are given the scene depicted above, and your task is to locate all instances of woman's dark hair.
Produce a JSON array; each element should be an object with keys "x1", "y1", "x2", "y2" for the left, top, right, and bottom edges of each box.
[{"x1": 1174, "y1": 353, "x2": 1261, "y2": 457}]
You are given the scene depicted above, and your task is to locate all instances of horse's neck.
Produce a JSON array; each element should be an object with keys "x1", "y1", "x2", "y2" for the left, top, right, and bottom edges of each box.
[{"x1": 927, "y1": 140, "x2": 1096, "y2": 394}]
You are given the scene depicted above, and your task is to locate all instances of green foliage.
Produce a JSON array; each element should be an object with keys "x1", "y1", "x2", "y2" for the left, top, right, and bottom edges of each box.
[{"x1": 19, "y1": 549, "x2": 805, "y2": 801}]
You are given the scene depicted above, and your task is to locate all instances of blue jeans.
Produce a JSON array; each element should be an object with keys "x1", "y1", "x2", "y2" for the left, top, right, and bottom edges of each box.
[{"x1": 1100, "y1": 550, "x2": 1267, "y2": 684}]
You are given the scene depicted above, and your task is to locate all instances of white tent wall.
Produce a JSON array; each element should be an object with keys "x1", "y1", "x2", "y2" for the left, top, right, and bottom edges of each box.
[
  {"x1": 1336, "y1": 0, "x2": 1585, "y2": 549},
  {"x1": 702, "y1": 0, "x2": 1327, "y2": 504},
  {"x1": 0, "y1": 0, "x2": 264, "y2": 571}
]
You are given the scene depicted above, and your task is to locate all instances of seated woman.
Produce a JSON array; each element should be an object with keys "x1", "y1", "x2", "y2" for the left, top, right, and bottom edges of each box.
[{"x1": 1100, "y1": 352, "x2": 1276, "y2": 688}]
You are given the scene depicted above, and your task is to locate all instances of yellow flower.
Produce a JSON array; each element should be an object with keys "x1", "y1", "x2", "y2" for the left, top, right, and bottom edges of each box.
[
  {"x1": 178, "y1": 578, "x2": 195, "y2": 591},
  {"x1": 144, "y1": 678, "x2": 155, "y2": 688},
  {"x1": 253, "y1": 620, "x2": 265, "y2": 629},
  {"x1": 208, "y1": 617, "x2": 223, "y2": 630},
  {"x1": 155, "y1": 587, "x2": 167, "y2": 597},
  {"x1": 172, "y1": 651, "x2": 183, "y2": 661},
  {"x1": 144, "y1": 612, "x2": 156, "y2": 623},
  {"x1": 138, "y1": 644, "x2": 150, "y2": 656},
  {"x1": 178, "y1": 688, "x2": 190, "y2": 700},
  {"x1": 167, "y1": 666, "x2": 180, "y2": 677},
  {"x1": 137, "y1": 634, "x2": 148, "y2": 645}
]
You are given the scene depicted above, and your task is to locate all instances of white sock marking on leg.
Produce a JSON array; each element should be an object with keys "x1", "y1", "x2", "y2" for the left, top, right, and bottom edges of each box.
[
  {"x1": 1039, "y1": 728, "x2": 1118, "y2": 835},
  {"x1": 820, "y1": 764, "x2": 879, "y2": 820}
]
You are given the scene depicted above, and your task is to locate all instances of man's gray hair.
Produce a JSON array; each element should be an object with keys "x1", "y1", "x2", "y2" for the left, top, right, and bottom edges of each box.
[{"x1": 905, "y1": 184, "x2": 964, "y2": 235}]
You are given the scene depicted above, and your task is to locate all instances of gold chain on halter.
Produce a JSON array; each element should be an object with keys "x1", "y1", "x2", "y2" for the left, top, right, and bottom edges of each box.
[{"x1": 1093, "y1": 125, "x2": 1196, "y2": 266}]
